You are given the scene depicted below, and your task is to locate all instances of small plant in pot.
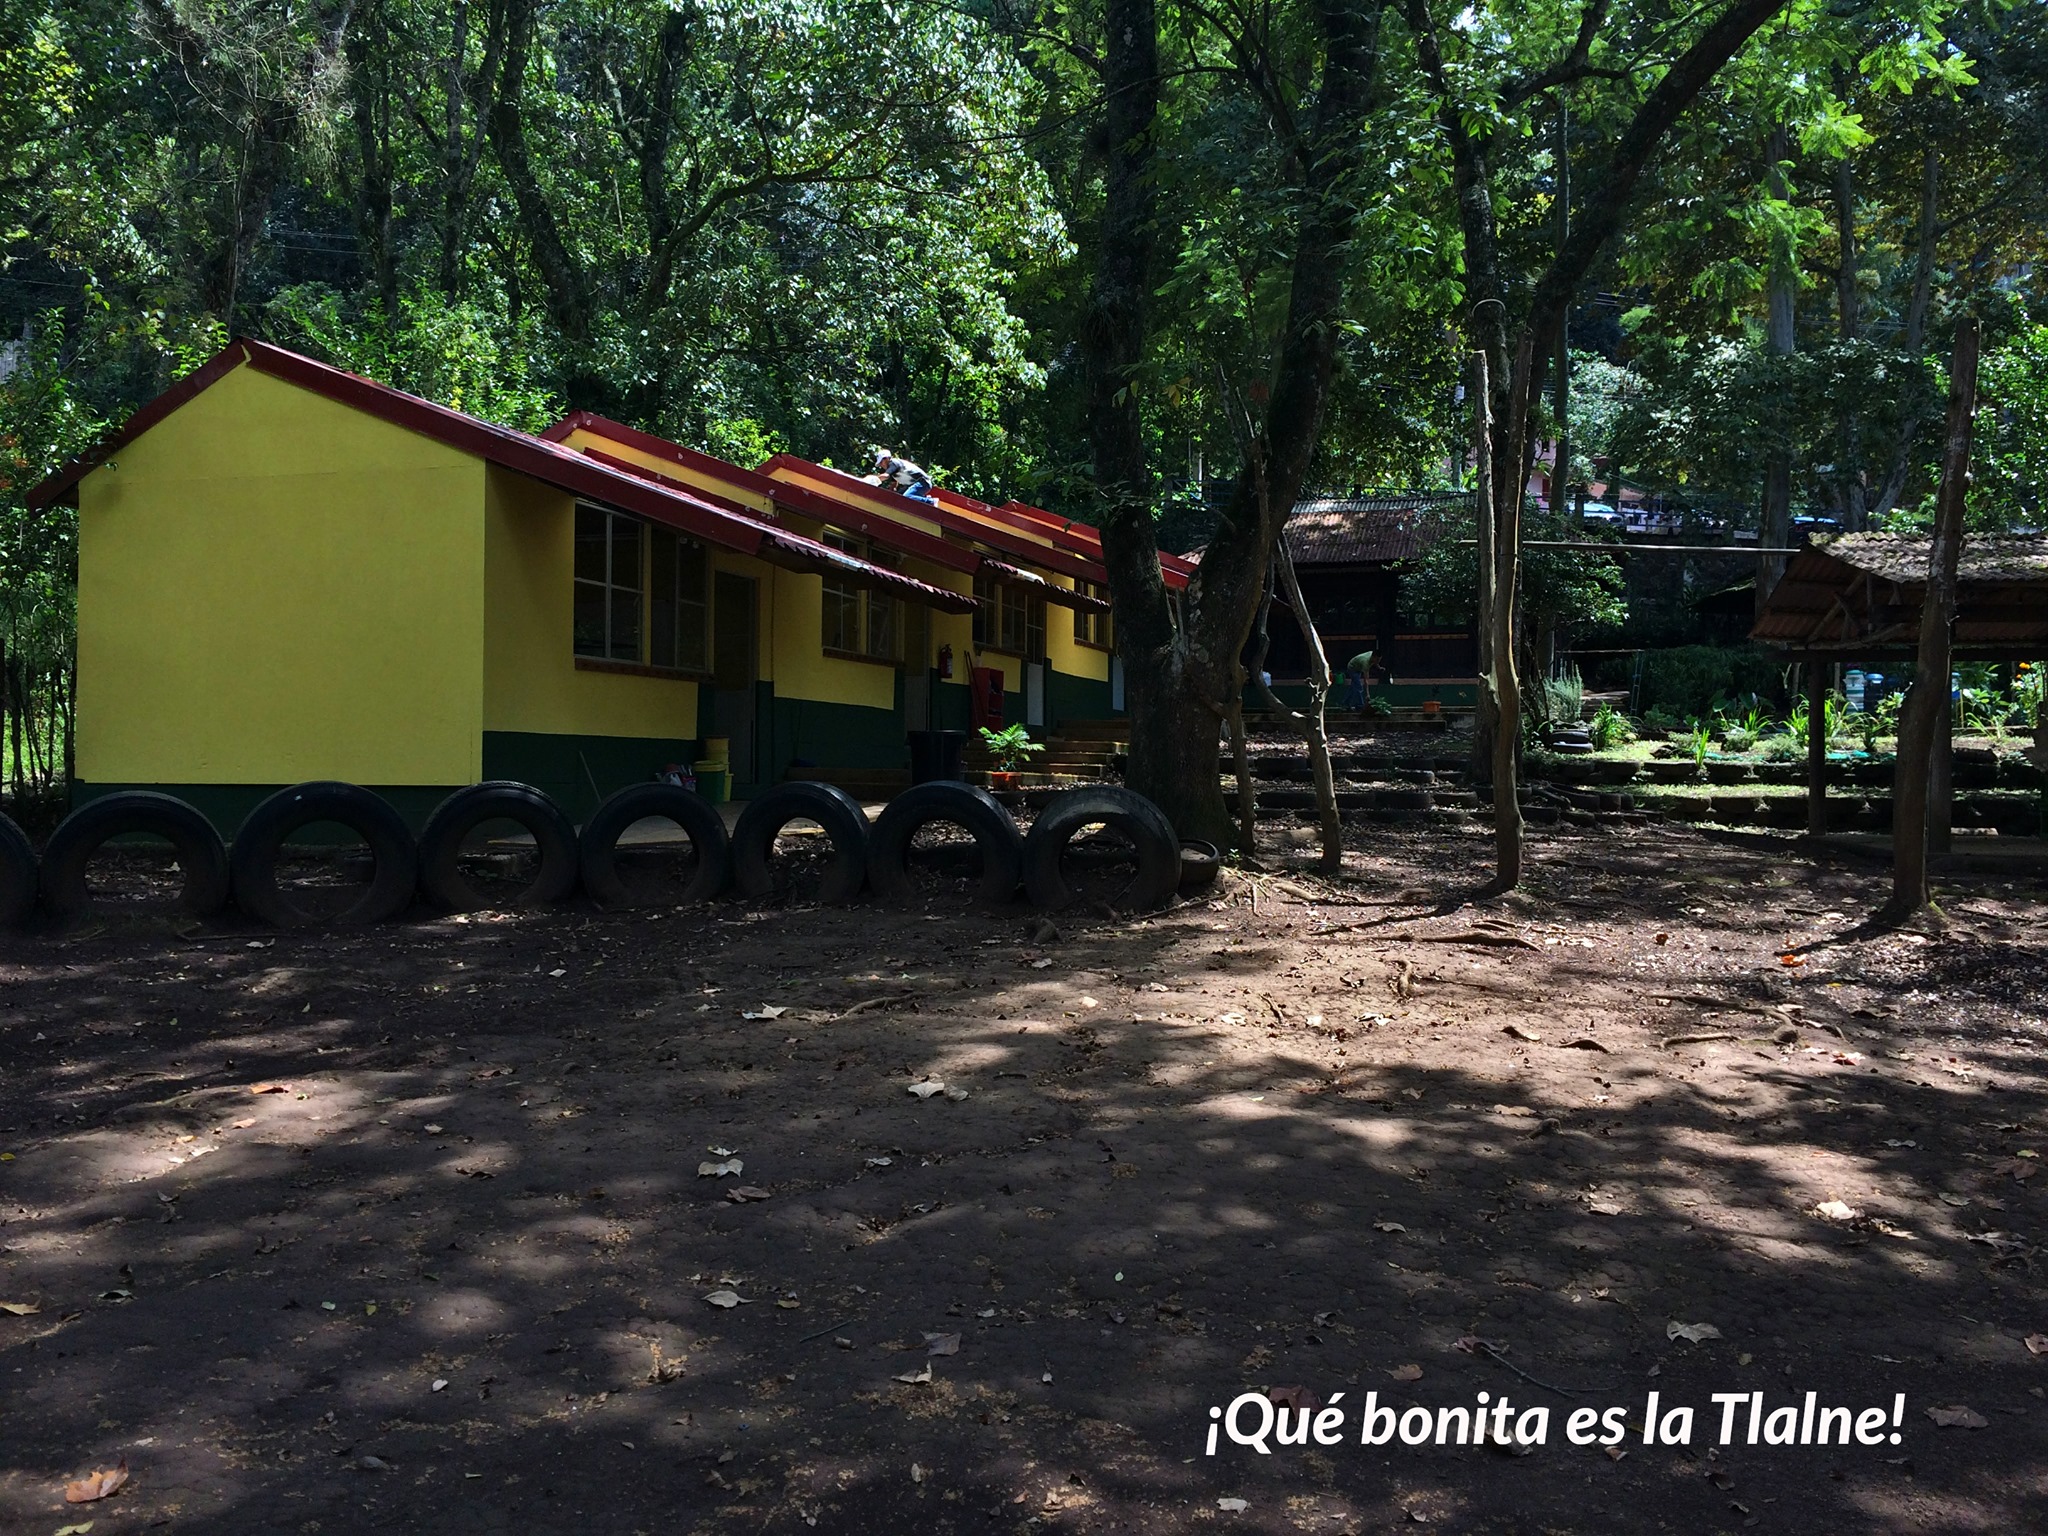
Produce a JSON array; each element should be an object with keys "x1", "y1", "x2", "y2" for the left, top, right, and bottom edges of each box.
[{"x1": 979, "y1": 724, "x2": 1043, "y2": 790}]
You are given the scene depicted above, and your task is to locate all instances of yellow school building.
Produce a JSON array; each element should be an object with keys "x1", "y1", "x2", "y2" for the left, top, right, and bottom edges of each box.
[{"x1": 28, "y1": 339, "x2": 1186, "y2": 828}]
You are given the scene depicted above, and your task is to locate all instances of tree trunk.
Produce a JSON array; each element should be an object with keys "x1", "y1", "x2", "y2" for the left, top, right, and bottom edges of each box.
[
  {"x1": 1928, "y1": 686, "x2": 1954, "y2": 855},
  {"x1": 1489, "y1": 340, "x2": 1532, "y2": 890},
  {"x1": 1758, "y1": 126, "x2": 1797, "y2": 615},
  {"x1": 1888, "y1": 317, "x2": 1980, "y2": 919},
  {"x1": 1086, "y1": 0, "x2": 1383, "y2": 842},
  {"x1": 1834, "y1": 156, "x2": 1868, "y2": 530},
  {"x1": 1552, "y1": 98, "x2": 1572, "y2": 523},
  {"x1": 488, "y1": 0, "x2": 596, "y2": 349},
  {"x1": 1269, "y1": 536, "x2": 1343, "y2": 873}
]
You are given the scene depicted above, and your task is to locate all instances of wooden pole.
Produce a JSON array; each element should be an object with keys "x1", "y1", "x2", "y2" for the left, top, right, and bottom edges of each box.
[
  {"x1": 1806, "y1": 663, "x2": 1827, "y2": 836},
  {"x1": 1471, "y1": 357, "x2": 1497, "y2": 789},
  {"x1": 1888, "y1": 317, "x2": 1980, "y2": 918},
  {"x1": 1492, "y1": 338, "x2": 1533, "y2": 890}
]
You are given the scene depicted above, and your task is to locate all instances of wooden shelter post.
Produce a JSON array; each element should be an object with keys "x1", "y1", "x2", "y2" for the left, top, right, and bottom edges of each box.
[{"x1": 1806, "y1": 662, "x2": 1827, "y2": 836}]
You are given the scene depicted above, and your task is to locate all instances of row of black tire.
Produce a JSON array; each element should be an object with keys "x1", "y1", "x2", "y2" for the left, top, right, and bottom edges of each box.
[{"x1": 0, "y1": 777, "x2": 1182, "y2": 930}]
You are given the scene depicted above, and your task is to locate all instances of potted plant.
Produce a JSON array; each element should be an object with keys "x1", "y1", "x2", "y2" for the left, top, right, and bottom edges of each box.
[{"x1": 979, "y1": 724, "x2": 1043, "y2": 790}]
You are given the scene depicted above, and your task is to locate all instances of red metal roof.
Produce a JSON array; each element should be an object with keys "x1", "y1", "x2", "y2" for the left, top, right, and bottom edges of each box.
[
  {"x1": 29, "y1": 341, "x2": 974, "y2": 613},
  {"x1": 553, "y1": 414, "x2": 980, "y2": 576}
]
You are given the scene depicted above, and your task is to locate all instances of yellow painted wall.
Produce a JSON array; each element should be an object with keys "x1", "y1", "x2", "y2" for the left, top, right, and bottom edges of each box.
[
  {"x1": 766, "y1": 565, "x2": 895, "y2": 709},
  {"x1": 1046, "y1": 578, "x2": 1111, "y2": 684},
  {"x1": 481, "y1": 467, "x2": 700, "y2": 740},
  {"x1": 76, "y1": 363, "x2": 487, "y2": 786}
]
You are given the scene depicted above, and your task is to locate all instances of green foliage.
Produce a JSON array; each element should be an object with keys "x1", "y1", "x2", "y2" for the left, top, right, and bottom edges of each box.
[
  {"x1": 1404, "y1": 508, "x2": 1627, "y2": 651},
  {"x1": 1637, "y1": 646, "x2": 1785, "y2": 720},
  {"x1": 1531, "y1": 667, "x2": 1584, "y2": 731},
  {"x1": 1684, "y1": 719, "x2": 1714, "y2": 768},
  {"x1": 978, "y1": 724, "x2": 1042, "y2": 772},
  {"x1": 1975, "y1": 323, "x2": 2048, "y2": 530},
  {"x1": 1857, "y1": 692, "x2": 1902, "y2": 757},
  {"x1": 1589, "y1": 703, "x2": 1636, "y2": 751}
]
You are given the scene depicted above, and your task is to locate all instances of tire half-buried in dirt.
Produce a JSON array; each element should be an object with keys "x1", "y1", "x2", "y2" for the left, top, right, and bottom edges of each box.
[
  {"x1": 40, "y1": 790, "x2": 231, "y2": 920},
  {"x1": 0, "y1": 806, "x2": 41, "y2": 926},
  {"x1": 418, "y1": 781, "x2": 580, "y2": 910},
  {"x1": 578, "y1": 782, "x2": 731, "y2": 907},
  {"x1": 231, "y1": 782, "x2": 418, "y2": 928},
  {"x1": 1022, "y1": 786, "x2": 1180, "y2": 913},
  {"x1": 731, "y1": 781, "x2": 869, "y2": 904},
  {"x1": 866, "y1": 781, "x2": 1023, "y2": 906}
]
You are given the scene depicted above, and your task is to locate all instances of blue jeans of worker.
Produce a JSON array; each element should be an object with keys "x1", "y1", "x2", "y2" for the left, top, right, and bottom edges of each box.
[
  {"x1": 901, "y1": 480, "x2": 936, "y2": 505},
  {"x1": 1345, "y1": 672, "x2": 1365, "y2": 710}
]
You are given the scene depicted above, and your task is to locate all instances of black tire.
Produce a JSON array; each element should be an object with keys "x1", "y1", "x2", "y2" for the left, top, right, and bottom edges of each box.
[
  {"x1": 418, "y1": 781, "x2": 580, "y2": 910},
  {"x1": 867, "y1": 781, "x2": 1023, "y2": 906},
  {"x1": 1023, "y1": 786, "x2": 1180, "y2": 912},
  {"x1": 579, "y1": 782, "x2": 731, "y2": 908},
  {"x1": 40, "y1": 790, "x2": 230, "y2": 919},
  {"x1": 0, "y1": 808, "x2": 39, "y2": 927},
  {"x1": 731, "y1": 781, "x2": 869, "y2": 904},
  {"x1": 231, "y1": 782, "x2": 417, "y2": 928}
]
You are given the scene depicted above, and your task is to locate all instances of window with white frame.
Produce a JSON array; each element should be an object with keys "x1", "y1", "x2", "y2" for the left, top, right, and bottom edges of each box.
[
  {"x1": 972, "y1": 574, "x2": 1047, "y2": 659},
  {"x1": 1071, "y1": 580, "x2": 1112, "y2": 647},
  {"x1": 821, "y1": 531, "x2": 904, "y2": 663}
]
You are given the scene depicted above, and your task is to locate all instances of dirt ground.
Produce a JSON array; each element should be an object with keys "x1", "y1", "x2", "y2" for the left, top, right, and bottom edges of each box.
[{"x1": 4, "y1": 815, "x2": 2048, "y2": 1534}]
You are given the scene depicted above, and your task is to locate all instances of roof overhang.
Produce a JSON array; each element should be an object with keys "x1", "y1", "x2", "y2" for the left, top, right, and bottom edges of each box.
[{"x1": 29, "y1": 341, "x2": 974, "y2": 613}]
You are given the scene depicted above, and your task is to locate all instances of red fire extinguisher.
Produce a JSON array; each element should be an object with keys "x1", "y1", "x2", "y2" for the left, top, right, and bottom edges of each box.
[{"x1": 938, "y1": 643, "x2": 954, "y2": 679}]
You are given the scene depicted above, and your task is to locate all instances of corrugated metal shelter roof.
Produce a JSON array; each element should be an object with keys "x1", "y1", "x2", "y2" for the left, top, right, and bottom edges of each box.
[
  {"x1": 1183, "y1": 491, "x2": 1469, "y2": 566},
  {"x1": 1750, "y1": 531, "x2": 2048, "y2": 657}
]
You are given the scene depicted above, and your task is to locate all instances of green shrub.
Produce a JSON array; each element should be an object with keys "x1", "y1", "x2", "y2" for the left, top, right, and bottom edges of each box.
[
  {"x1": 1637, "y1": 646, "x2": 1786, "y2": 719},
  {"x1": 1589, "y1": 703, "x2": 1636, "y2": 751}
]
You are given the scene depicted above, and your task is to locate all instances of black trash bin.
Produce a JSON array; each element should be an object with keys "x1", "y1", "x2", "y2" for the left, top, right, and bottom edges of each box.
[{"x1": 907, "y1": 729, "x2": 969, "y2": 785}]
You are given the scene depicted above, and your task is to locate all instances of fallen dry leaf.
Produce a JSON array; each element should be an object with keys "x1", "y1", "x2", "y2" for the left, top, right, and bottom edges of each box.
[
  {"x1": 697, "y1": 1158, "x2": 744, "y2": 1178},
  {"x1": 1991, "y1": 1158, "x2": 2040, "y2": 1182},
  {"x1": 1813, "y1": 1200, "x2": 1862, "y2": 1223},
  {"x1": 64, "y1": 1461, "x2": 129, "y2": 1504},
  {"x1": 248, "y1": 1083, "x2": 288, "y2": 1095},
  {"x1": 703, "y1": 1289, "x2": 748, "y2": 1309},
  {"x1": 741, "y1": 1005, "x2": 787, "y2": 1020},
  {"x1": 1925, "y1": 1405, "x2": 1988, "y2": 1428},
  {"x1": 924, "y1": 1332, "x2": 961, "y2": 1357},
  {"x1": 1388, "y1": 1364, "x2": 1424, "y2": 1383},
  {"x1": 1267, "y1": 1384, "x2": 1320, "y2": 1413},
  {"x1": 2025, "y1": 1334, "x2": 2048, "y2": 1356},
  {"x1": 724, "y1": 1186, "x2": 772, "y2": 1203},
  {"x1": 1217, "y1": 1497, "x2": 1249, "y2": 1512},
  {"x1": 0, "y1": 1301, "x2": 40, "y2": 1316},
  {"x1": 894, "y1": 1363, "x2": 933, "y2": 1385},
  {"x1": 907, "y1": 1079, "x2": 947, "y2": 1099},
  {"x1": 910, "y1": 1463, "x2": 925, "y2": 1484},
  {"x1": 1667, "y1": 1321, "x2": 1722, "y2": 1343},
  {"x1": 1502, "y1": 1024, "x2": 1543, "y2": 1043},
  {"x1": 1373, "y1": 1220, "x2": 1407, "y2": 1233}
]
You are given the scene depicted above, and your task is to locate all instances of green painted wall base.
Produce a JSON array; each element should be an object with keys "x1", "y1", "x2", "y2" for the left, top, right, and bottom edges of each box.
[{"x1": 482, "y1": 730, "x2": 699, "y2": 824}]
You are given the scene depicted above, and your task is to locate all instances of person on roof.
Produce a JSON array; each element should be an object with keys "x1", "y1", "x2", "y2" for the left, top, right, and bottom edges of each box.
[{"x1": 870, "y1": 448, "x2": 937, "y2": 505}]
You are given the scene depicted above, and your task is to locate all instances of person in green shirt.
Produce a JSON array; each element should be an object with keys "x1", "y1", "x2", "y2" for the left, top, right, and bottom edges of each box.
[{"x1": 1344, "y1": 650, "x2": 1373, "y2": 711}]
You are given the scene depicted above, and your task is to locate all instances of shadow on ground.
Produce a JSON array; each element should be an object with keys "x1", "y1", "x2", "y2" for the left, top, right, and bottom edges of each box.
[{"x1": 3, "y1": 822, "x2": 2046, "y2": 1533}]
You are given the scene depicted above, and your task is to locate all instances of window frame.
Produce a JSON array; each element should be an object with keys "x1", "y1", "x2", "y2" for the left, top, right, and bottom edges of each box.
[
  {"x1": 572, "y1": 503, "x2": 711, "y2": 679},
  {"x1": 820, "y1": 532, "x2": 915, "y2": 667}
]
